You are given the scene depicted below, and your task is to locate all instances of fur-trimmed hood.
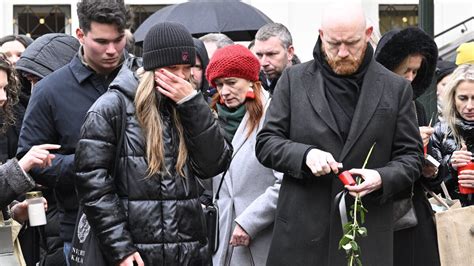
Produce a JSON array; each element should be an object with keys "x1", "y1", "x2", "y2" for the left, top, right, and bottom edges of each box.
[{"x1": 375, "y1": 27, "x2": 438, "y2": 98}]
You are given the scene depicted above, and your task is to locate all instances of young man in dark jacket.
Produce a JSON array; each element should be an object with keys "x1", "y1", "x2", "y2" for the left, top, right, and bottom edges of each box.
[
  {"x1": 16, "y1": 0, "x2": 131, "y2": 265},
  {"x1": 15, "y1": 33, "x2": 80, "y2": 266}
]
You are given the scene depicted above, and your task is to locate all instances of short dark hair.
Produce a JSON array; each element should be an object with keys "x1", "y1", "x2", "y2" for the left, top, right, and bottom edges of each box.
[{"x1": 77, "y1": 0, "x2": 131, "y2": 34}]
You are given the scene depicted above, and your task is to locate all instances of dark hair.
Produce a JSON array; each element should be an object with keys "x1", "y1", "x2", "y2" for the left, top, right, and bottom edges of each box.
[
  {"x1": 0, "y1": 53, "x2": 19, "y2": 133},
  {"x1": 0, "y1": 34, "x2": 33, "y2": 48},
  {"x1": 77, "y1": 0, "x2": 132, "y2": 33}
]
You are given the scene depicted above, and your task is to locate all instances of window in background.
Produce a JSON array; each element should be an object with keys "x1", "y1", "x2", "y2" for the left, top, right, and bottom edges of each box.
[
  {"x1": 128, "y1": 4, "x2": 167, "y2": 57},
  {"x1": 14, "y1": 5, "x2": 71, "y2": 39},
  {"x1": 379, "y1": 4, "x2": 418, "y2": 34}
]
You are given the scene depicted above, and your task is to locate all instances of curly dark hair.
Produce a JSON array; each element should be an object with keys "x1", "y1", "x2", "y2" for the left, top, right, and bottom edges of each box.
[
  {"x1": 0, "y1": 53, "x2": 19, "y2": 133},
  {"x1": 77, "y1": 0, "x2": 132, "y2": 34}
]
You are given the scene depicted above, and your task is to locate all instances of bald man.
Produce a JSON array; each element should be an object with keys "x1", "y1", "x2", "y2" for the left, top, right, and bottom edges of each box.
[{"x1": 256, "y1": 4, "x2": 422, "y2": 265}]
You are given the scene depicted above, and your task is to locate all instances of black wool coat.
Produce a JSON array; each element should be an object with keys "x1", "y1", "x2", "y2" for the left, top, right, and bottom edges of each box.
[{"x1": 255, "y1": 59, "x2": 423, "y2": 266}]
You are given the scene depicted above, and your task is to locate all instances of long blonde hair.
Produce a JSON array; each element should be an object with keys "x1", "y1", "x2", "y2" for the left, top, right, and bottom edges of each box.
[
  {"x1": 134, "y1": 71, "x2": 188, "y2": 177},
  {"x1": 442, "y1": 64, "x2": 474, "y2": 145}
]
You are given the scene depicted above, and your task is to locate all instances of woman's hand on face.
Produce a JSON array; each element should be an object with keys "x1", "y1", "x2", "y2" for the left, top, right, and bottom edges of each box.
[
  {"x1": 450, "y1": 144, "x2": 472, "y2": 170},
  {"x1": 117, "y1": 252, "x2": 144, "y2": 266},
  {"x1": 155, "y1": 68, "x2": 194, "y2": 103},
  {"x1": 419, "y1": 126, "x2": 434, "y2": 147},
  {"x1": 229, "y1": 223, "x2": 251, "y2": 247}
]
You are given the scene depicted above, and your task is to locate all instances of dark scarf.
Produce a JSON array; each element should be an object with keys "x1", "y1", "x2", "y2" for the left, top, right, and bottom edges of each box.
[
  {"x1": 313, "y1": 38, "x2": 373, "y2": 141},
  {"x1": 457, "y1": 119, "x2": 474, "y2": 152},
  {"x1": 216, "y1": 103, "x2": 246, "y2": 142}
]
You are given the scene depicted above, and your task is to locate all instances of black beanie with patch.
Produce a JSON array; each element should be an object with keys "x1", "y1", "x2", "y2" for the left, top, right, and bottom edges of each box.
[{"x1": 142, "y1": 22, "x2": 195, "y2": 71}]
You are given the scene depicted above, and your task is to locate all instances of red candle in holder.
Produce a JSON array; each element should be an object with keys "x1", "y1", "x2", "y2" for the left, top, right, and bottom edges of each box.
[
  {"x1": 338, "y1": 171, "x2": 356, "y2": 186},
  {"x1": 458, "y1": 162, "x2": 474, "y2": 194}
]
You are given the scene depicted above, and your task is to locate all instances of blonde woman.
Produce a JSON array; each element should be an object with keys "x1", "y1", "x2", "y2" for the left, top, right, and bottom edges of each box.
[
  {"x1": 75, "y1": 22, "x2": 232, "y2": 265},
  {"x1": 431, "y1": 64, "x2": 474, "y2": 206}
]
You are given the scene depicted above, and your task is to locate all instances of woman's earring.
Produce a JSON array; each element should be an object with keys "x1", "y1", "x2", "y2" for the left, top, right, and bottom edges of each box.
[{"x1": 246, "y1": 86, "x2": 255, "y2": 99}]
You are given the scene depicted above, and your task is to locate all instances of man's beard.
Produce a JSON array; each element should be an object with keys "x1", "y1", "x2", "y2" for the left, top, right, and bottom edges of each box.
[{"x1": 323, "y1": 44, "x2": 366, "y2": 75}]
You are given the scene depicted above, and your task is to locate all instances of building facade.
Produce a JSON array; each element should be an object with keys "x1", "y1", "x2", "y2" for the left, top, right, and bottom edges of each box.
[{"x1": 0, "y1": 0, "x2": 473, "y2": 61}]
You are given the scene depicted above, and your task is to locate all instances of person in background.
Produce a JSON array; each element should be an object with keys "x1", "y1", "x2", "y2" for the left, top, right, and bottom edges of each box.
[
  {"x1": 124, "y1": 29, "x2": 136, "y2": 57},
  {"x1": 0, "y1": 46, "x2": 41, "y2": 266},
  {"x1": 0, "y1": 35, "x2": 33, "y2": 66},
  {"x1": 431, "y1": 64, "x2": 474, "y2": 206},
  {"x1": 206, "y1": 44, "x2": 281, "y2": 265},
  {"x1": 199, "y1": 33, "x2": 233, "y2": 59},
  {"x1": 16, "y1": 33, "x2": 80, "y2": 88},
  {"x1": 75, "y1": 22, "x2": 232, "y2": 265},
  {"x1": 192, "y1": 38, "x2": 211, "y2": 102},
  {"x1": 375, "y1": 26, "x2": 440, "y2": 266},
  {"x1": 0, "y1": 35, "x2": 35, "y2": 164},
  {"x1": 16, "y1": 1, "x2": 131, "y2": 265},
  {"x1": 253, "y1": 23, "x2": 295, "y2": 95},
  {"x1": 455, "y1": 42, "x2": 474, "y2": 65},
  {"x1": 1, "y1": 52, "x2": 57, "y2": 209},
  {"x1": 14, "y1": 32, "x2": 80, "y2": 266},
  {"x1": 435, "y1": 60, "x2": 457, "y2": 121},
  {"x1": 199, "y1": 33, "x2": 233, "y2": 102},
  {"x1": 255, "y1": 4, "x2": 422, "y2": 265}
]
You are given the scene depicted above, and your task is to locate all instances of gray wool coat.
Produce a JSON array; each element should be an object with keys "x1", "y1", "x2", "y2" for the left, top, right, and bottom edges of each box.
[
  {"x1": 0, "y1": 159, "x2": 35, "y2": 209},
  {"x1": 212, "y1": 97, "x2": 282, "y2": 266}
]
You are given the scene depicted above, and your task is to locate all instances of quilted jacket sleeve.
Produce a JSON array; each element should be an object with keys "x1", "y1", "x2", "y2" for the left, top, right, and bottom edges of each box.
[{"x1": 176, "y1": 93, "x2": 232, "y2": 178}]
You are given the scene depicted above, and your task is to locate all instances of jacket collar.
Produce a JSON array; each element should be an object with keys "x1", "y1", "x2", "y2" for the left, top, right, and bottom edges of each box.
[
  {"x1": 69, "y1": 54, "x2": 95, "y2": 84},
  {"x1": 303, "y1": 61, "x2": 342, "y2": 142},
  {"x1": 108, "y1": 57, "x2": 142, "y2": 100}
]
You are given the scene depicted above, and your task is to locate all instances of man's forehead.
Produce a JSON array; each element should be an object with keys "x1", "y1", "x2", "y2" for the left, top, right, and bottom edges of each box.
[
  {"x1": 323, "y1": 29, "x2": 364, "y2": 42},
  {"x1": 254, "y1": 37, "x2": 284, "y2": 52}
]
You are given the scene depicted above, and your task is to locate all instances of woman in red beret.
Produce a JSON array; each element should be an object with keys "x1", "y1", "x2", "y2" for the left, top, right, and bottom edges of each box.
[{"x1": 206, "y1": 44, "x2": 282, "y2": 266}]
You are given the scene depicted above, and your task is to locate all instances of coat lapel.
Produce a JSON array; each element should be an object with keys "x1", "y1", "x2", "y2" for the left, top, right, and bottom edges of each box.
[
  {"x1": 339, "y1": 62, "x2": 384, "y2": 161},
  {"x1": 304, "y1": 63, "x2": 342, "y2": 141},
  {"x1": 224, "y1": 113, "x2": 251, "y2": 196}
]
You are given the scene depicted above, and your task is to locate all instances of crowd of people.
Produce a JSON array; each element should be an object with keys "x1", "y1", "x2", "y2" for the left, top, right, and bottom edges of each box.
[{"x1": 0, "y1": 0, "x2": 473, "y2": 265}]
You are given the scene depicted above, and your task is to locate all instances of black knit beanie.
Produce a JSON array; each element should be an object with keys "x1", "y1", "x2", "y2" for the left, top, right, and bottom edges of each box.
[{"x1": 142, "y1": 22, "x2": 195, "y2": 71}]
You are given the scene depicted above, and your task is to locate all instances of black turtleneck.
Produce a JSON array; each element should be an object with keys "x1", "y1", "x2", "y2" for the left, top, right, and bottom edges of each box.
[{"x1": 313, "y1": 38, "x2": 374, "y2": 142}]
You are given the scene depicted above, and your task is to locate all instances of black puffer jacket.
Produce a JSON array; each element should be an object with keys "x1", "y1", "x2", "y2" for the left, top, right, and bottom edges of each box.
[
  {"x1": 431, "y1": 120, "x2": 474, "y2": 206},
  {"x1": 75, "y1": 63, "x2": 232, "y2": 265}
]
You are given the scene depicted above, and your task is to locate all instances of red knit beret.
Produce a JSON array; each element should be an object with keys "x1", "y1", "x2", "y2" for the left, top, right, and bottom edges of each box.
[{"x1": 206, "y1": 44, "x2": 260, "y2": 88}]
